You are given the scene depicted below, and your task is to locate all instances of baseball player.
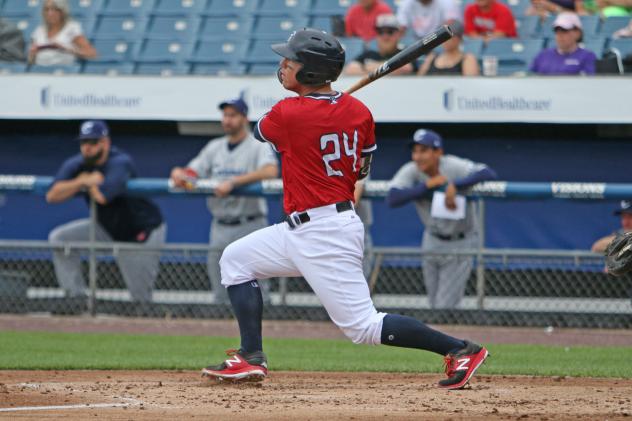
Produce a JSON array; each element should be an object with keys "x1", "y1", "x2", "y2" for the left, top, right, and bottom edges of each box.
[
  {"x1": 47, "y1": 120, "x2": 166, "y2": 307},
  {"x1": 387, "y1": 130, "x2": 497, "y2": 309},
  {"x1": 170, "y1": 96, "x2": 278, "y2": 305},
  {"x1": 201, "y1": 28, "x2": 488, "y2": 390}
]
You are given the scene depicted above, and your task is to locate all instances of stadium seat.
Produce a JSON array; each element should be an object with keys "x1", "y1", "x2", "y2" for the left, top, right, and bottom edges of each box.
[
  {"x1": 68, "y1": 0, "x2": 103, "y2": 20},
  {"x1": 252, "y1": 16, "x2": 308, "y2": 39},
  {"x1": 309, "y1": 15, "x2": 335, "y2": 33},
  {"x1": 311, "y1": 0, "x2": 352, "y2": 16},
  {"x1": 134, "y1": 62, "x2": 191, "y2": 75},
  {"x1": 581, "y1": 37, "x2": 606, "y2": 58},
  {"x1": 462, "y1": 37, "x2": 485, "y2": 56},
  {"x1": 483, "y1": 38, "x2": 544, "y2": 74},
  {"x1": 608, "y1": 38, "x2": 632, "y2": 57},
  {"x1": 600, "y1": 16, "x2": 630, "y2": 37},
  {"x1": 191, "y1": 62, "x2": 247, "y2": 75},
  {"x1": 135, "y1": 39, "x2": 193, "y2": 62},
  {"x1": 93, "y1": 16, "x2": 147, "y2": 40},
  {"x1": 190, "y1": 39, "x2": 247, "y2": 64},
  {"x1": 28, "y1": 64, "x2": 82, "y2": 74},
  {"x1": 256, "y1": 0, "x2": 312, "y2": 17},
  {"x1": 2, "y1": 15, "x2": 39, "y2": 37},
  {"x1": 1, "y1": 0, "x2": 40, "y2": 17},
  {"x1": 540, "y1": 14, "x2": 600, "y2": 39},
  {"x1": 503, "y1": 0, "x2": 529, "y2": 17},
  {"x1": 248, "y1": 62, "x2": 279, "y2": 75},
  {"x1": 515, "y1": 15, "x2": 540, "y2": 38},
  {"x1": 91, "y1": 39, "x2": 136, "y2": 62},
  {"x1": 82, "y1": 62, "x2": 135, "y2": 75},
  {"x1": 152, "y1": 0, "x2": 208, "y2": 16},
  {"x1": 338, "y1": 37, "x2": 366, "y2": 63},
  {"x1": 0, "y1": 62, "x2": 28, "y2": 74},
  {"x1": 145, "y1": 16, "x2": 201, "y2": 40},
  {"x1": 244, "y1": 38, "x2": 285, "y2": 63},
  {"x1": 198, "y1": 16, "x2": 253, "y2": 40},
  {"x1": 203, "y1": 0, "x2": 259, "y2": 17},
  {"x1": 101, "y1": 0, "x2": 155, "y2": 16}
]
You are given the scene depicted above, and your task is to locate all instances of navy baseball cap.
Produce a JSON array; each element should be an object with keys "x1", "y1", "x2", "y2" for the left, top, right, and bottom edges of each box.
[
  {"x1": 615, "y1": 200, "x2": 632, "y2": 215},
  {"x1": 219, "y1": 97, "x2": 248, "y2": 116},
  {"x1": 77, "y1": 120, "x2": 109, "y2": 140},
  {"x1": 409, "y1": 129, "x2": 443, "y2": 149}
]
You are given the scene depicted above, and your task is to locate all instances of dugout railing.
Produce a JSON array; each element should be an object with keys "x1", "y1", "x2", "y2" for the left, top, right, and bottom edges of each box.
[{"x1": 0, "y1": 176, "x2": 631, "y2": 328}]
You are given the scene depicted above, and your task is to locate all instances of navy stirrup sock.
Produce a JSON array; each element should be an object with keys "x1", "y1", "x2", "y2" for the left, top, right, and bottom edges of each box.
[
  {"x1": 227, "y1": 281, "x2": 263, "y2": 353},
  {"x1": 380, "y1": 314, "x2": 466, "y2": 356}
]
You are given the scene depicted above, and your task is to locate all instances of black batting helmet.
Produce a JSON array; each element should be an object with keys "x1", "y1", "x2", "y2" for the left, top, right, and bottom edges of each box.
[{"x1": 271, "y1": 28, "x2": 345, "y2": 86}]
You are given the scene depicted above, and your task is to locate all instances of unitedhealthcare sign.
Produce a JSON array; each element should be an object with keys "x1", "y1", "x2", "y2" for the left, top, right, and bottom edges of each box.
[
  {"x1": 443, "y1": 88, "x2": 552, "y2": 112},
  {"x1": 40, "y1": 86, "x2": 142, "y2": 109}
]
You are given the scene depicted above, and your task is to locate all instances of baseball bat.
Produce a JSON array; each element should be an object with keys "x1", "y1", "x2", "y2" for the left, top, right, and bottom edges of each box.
[{"x1": 345, "y1": 25, "x2": 454, "y2": 95}]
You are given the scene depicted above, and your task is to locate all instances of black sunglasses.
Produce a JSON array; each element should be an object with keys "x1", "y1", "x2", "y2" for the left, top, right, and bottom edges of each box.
[{"x1": 376, "y1": 28, "x2": 398, "y2": 35}]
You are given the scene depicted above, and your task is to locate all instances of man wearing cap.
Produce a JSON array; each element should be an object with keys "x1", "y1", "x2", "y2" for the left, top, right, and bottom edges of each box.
[
  {"x1": 463, "y1": 0, "x2": 517, "y2": 40},
  {"x1": 530, "y1": 12, "x2": 596, "y2": 75},
  {"x1": 345, "y1": 0, "x2": 393, "y2": 41},
  {"x1": 591, "y1": 200, "x2": 632, "y2": 253},
  {"x1": 47, "y1": 120, "x2": 166, "y2": 310},
  {"x1": 344, "y1": 14, "x2": 418, "y2": 76},
  {"x1": 170, "y1": 96, "x2": 278, "y2": 305},
  {"x1": 397, "y1": 0, "x2": 461, "y2": 40},
  {"x1": 386, "y1": 129, "x2": 497, "y2": 309}
]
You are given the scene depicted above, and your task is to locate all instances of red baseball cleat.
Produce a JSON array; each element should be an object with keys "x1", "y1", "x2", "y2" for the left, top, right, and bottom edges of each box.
[
  {"x1": 201, "y1": 349, "x2": 268, "y2": 382},
  {"x1": 438, "y1": 341, "x2": 489, "y2": 390}
]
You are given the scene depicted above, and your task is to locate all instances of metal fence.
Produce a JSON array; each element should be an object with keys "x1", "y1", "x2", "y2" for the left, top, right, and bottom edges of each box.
[{"x1": 1, "y1": 240, "x2": 630, "y2": 328}]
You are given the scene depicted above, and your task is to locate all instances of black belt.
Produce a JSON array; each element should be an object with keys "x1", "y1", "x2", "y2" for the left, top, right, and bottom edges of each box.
[
  {"x1": 432, "y1": 232, "x2": 466, "y2": 241},
  {"x1": 216, "y1": 215, "x2": 263, "y2": 226},
  {"x1": 285, "y1": 201, "x2": 353, "y2": 229}
]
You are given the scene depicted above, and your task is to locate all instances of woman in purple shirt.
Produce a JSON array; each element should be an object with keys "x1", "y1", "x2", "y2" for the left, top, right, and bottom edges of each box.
[{"x1": 529, "y1": 12, "x2": 596, "y2": 75}]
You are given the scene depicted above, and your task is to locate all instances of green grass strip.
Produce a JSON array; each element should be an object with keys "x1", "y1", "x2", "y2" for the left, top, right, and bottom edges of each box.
[{"x1": 0, "y1": 330, "x2": 630, "y2": 378}]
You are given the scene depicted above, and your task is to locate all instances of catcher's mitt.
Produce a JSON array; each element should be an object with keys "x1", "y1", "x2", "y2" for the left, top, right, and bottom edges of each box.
[{"x1": 605, "y1": 232, "x2": 632, "y2": 276}]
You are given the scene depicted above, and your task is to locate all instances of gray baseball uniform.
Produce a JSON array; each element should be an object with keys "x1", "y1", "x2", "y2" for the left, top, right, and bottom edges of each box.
[
  {"x1": 389, "y1": 154, "x2": 487, "y2": 309},
  {"x1": 187, "y1": 133, "x2": 277, "y2": 304}
]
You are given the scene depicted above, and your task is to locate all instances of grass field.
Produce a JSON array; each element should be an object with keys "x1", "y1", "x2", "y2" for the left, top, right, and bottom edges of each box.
[{"x1": 1, "y1": 330, "x2": 630, "y2": 378}]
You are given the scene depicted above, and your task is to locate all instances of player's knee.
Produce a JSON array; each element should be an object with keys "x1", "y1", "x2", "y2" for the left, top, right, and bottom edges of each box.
[{"x1": 340, "y1": 313, "x2": 386, "y2": 345}]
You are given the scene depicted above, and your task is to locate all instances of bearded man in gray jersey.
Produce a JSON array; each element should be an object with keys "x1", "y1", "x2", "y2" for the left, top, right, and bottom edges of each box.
[
  {"x1": 386, "y1": 129, "x2": 497, "y2": 309},
  {"x1": 170, "y1": 96, "x2": 279, "y2": 304}
]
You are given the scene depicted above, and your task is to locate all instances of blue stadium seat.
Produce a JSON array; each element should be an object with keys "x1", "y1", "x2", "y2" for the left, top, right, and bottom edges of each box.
[
  {"x1": 198, "y1": 16, "x2": 253, "y2": 40},
  {"x1": 256, "y1": 0, "x2": 312, "y2": 17},
  {"x1": 244, "y1": 38, "x2": 285, "y2": 63},
  {"x1": 134, "y1": 62, "x2": 191, "y2": 75},
  {"x1": 69, "y1": 0, "x2": 103, "y2": 19},
  {"x1": 0, "y1": 62, "x2": 28, "y2": 74},
  {"x1": 515, "y1": 15, "x2": 540, "y2": 38},
  {"x1": 311, "y1": 0, "x2": 353, "y2": 16},
  {"x1": 101, "y1": 0, "x2": 154, "y2": 16},
  {"x1": 203, "y1": 0, "x2": 259, "y2": 17},
  {"x1": 462, "y1": 37, "x2": 484, "y2": 56},
  {"x1": 248, "y1": 62, "x2": 279, "y2": 75},
  {"x1": 495, "y1": 63, "x2": 528, "y2": 76},
  {"x1": 93, "y1": 16, "x2": 147, "y2": 40},
  {"x1": 136, "y1": 39, "x2": 193, "y2": 62},
  {"x1": 1, "y1": 0, "x2": 40, "y2": 17},
  {"x1": 153, "y1": 0, "x2": 208, "y2": 15},
  {"x1": 191, "y1": 62, "x2": 247, "y2": 75},
  {"x1": 28, "y1": 64, "x2": 82, "y2": 74},
  {"x1": 338, "y1": 37, "x2": 366, "y2": 63},
  {"x1": 581, "y1": 37, "x2": 606, "y2": 58},
  {"x1": 503, "y1": 0, "x2": 529, "y2": 17},
  {"x1": 190, "y1": 39, "x2": 247, "y2": 64},
  {"x1": 540, "y1": 14, "x2": 600, "y2": 39},
  {"x1": 600, "y1": 16, "x2": 630, "y2": 37},
  {"x1": 91, "y1": 39, "x2": 136, "y2": 62},
  {"x1": 82, "y1": 62, "x2": 135, "y2": 74},
  {"x1": 2, "y1": 15, "x2": 39, "y2": 37},
  {"x1": 253, "y1": 16, "x2": 308, "y2": 39},
  {"x1": 608, "y1": 38, "x2": 632, "y2": 57},
  {"x1": 145, "y1": 16, "x2": 201, "y2": 40},
  {"x1": 483, "y1": 38, "x2": 544, "y2": 73},
  {"x1": 382, "y1": 0, "x2": 403, "y2": 11},
  {"x1": 309, "y1": 15, "x2": 335, "y2": 32}
]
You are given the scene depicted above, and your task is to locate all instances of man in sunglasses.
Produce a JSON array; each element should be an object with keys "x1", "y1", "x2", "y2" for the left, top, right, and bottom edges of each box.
[
  {"x1": 530, "y1": 12, "x2": 596, "y2": 75},
  {"x1": 344, "y1": 14, "x2": 417, "y2": 75},
  {"x1": 46, "y1": 120, "x2": 166, "y2": 313}
]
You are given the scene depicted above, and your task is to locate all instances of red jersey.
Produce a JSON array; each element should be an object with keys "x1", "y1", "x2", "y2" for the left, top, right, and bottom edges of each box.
[
  {"x1": 464, "y1": 2, "x2": 517, "y2": 38},
  {"x1": 255, "y1": 92, "x2": 376, "y2": 214},
  {"x1": 345, "y1": 1, "x2": 393, "y2": 41}
]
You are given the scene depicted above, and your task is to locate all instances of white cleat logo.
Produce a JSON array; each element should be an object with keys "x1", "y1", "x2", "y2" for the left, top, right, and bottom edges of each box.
[
  {"x1": 456, "y1": 358, "x2": 471, "y2": 371},
  {"x1": 224, "y1": 356, "x2": 242, "y2": 367}
]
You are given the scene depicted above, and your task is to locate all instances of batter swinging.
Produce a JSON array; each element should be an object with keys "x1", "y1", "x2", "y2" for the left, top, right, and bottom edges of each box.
[{"x1": 201, "y1": 28, "x2": 489, "y2": 390}]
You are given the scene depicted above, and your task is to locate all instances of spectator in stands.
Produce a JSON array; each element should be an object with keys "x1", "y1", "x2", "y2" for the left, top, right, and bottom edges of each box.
[
  {"x1": 344, "y1": 14, "x2": 418, "y2": 75},
  {"x1": 0, "y1": 18, "x2": 26, "y2": 62},
  {"x1": 170, "y1": 96, "x2": 278, "y2": 305},
  {"x1": 526, "y1": 0, "x2": 590, "y2": 18},
  {"x1": 591, "y1": 200, "x2": 632, "y2": 253},
  {"x1": 396, "y1": 0, "x2": 461, "y2": 39},
  {"x1": 418, "y1": 21, "x2": 480, "y2": 75},
  {"x1": 47, "y1": 121, "x2": 166, "y2": 310},
  {"x1": 29, "y1": 0, "x2": 96, "y2": 66},
  {"x1": 386, "y1": 129, "x2": 497, "y2": 309},
  {"x1": 613, "y1": 18, "x2": 632, "y2": 37},
  {"x1": 464, "y1": 0, "x2": 518, "y2": 40},
  {"x1": 345, "y1": 0, "x2": 394, "y2": 41},
  {"x1": 529, "y1": 12, "x2": 596, "y2": 74},
  {"x1": 596, "y1": 0, "x2": 631, "y2": 17}
]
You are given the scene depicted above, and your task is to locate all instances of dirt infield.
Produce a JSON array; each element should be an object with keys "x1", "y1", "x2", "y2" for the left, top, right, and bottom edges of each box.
[{"x1": 2, "y1": 315, "x2": 632, "y2": 419}]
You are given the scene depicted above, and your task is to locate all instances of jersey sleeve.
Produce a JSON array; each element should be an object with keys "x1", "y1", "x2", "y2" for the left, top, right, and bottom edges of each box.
[
  {"x1": 361, "y1": 112, "x2": 377, "y2": 156},
  {"x1": 187, "y1": 140, "x2": 216, "y2": 177},
  {"x1": 53, "y1": 157, "x2": 81, "y2": 182},
  {"x1": 254, "y1": 101, "x2": 285, "y2": 153},
  {"x1": 255, "y1": 141, "x2": 279, "y2": 168},
  {"x1": 99, "y1": 155, "x2": 133, "y2": 202},
  {"x1": 388, "y1": 162, "x2": 418, "y2": 190}
]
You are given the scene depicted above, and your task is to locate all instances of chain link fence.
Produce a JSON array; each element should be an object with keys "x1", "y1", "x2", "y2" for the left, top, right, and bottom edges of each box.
[{"x1": 1, "y1": 240, "x2": 630, "y2": 328}]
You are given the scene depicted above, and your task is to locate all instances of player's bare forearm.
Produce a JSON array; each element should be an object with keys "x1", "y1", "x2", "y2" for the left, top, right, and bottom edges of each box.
[
  {"x1": 46, "y1": 178, "x2": 86, "y2": 203},
  {"x1": 592, "y1": 235, "x2": 616, "y2": 253},
  {"x1": 231, "y1": 164, "x2": 278, "y2": 187}
]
